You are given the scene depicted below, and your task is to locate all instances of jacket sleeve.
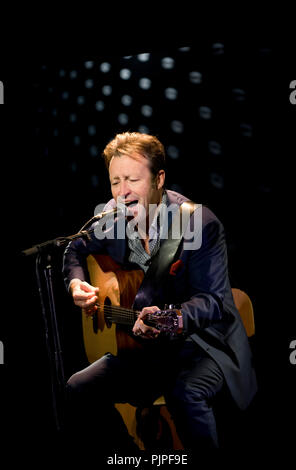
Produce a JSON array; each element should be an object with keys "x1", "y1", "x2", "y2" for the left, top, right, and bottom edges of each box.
[
  {"x1": 62, "y1": 229, "x2": 104, "y2": 291},
  {"x1": 62, "y1": 199, "x2": 117, "y2": 291},
  {"x1": 180, "y1": 211, "x2": 229, "y2": 332}
]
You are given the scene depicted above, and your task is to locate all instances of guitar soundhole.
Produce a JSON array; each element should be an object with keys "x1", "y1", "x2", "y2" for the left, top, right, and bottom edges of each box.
[{"x1": 104, "y1": 297, "x2": 112, "y2": 328}]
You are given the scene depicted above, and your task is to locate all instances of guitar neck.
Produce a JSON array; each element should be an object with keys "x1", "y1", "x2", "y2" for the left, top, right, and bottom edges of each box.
[
  {"x1": 95, "y1": 303, "x2": 181, "y2": 334},
  {"x1": 98, "y1": 304, "x2": 138, "y2": 327}
]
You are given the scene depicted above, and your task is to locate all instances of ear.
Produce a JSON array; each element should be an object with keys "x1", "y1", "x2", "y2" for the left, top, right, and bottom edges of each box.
[{"x1": 156, "y1": 170, "x2": 165, "y2": 190}]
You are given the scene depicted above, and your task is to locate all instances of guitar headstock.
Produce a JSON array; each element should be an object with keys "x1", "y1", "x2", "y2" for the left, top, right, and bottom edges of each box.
[{"x1": 146, "y1": 307, "x2": 183, "y2": 335}]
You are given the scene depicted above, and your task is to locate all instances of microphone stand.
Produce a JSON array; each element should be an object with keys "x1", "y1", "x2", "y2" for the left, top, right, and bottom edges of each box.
[
  {"x1": 21, "y1": 217, "x2": 107, "y2": 431},
  {"x1": 21, "y1": 204, "x2": 128, "y2": 432}
]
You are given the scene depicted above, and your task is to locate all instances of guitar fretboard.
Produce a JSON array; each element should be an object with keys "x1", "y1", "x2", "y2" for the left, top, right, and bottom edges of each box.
[{"x1": 96, "y1": 303, "x2": 137, "y2": 326}]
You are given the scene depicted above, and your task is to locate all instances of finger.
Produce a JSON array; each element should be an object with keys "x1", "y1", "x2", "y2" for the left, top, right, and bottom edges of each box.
[
  {"x1": 141, "y1": 324, "x2": 160, "y2": 336},
  {"x1": 138, "y1": 306, "x2": 160, "y2": 319},
  {"x1": 84, "y1": 295, "x2": 98, "y2": 307},
  {"x1": 73, "y1": 292, "x2": 96, "y2": 301},
  {"x1": 84, "y1": 304, "x2": 98, "y2": 316},
  {"x1": 75, "y1": 295, "x2": 98, "y2": 308},
  {"x1": 80, "y1": 282, "x2": 99, "y2": 294},
  {"x1": 133, "y1": 319, "x2": 159, "y2": 338},
  {"x1": 137, "y1": 328, "x2": 160, "y2": 339}
]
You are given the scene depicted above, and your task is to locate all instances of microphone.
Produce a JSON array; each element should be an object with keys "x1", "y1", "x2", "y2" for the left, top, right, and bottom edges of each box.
[
  {"x1": 78, "y1": 200, "x2": 136, "y2": 231},
  {"x1": 92, "y1": 201, "x2": 134, "y2": 220}
]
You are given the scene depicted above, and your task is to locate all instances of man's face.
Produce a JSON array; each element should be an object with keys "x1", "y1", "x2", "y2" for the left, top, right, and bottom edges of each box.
[{"x1": 109, "y1": 152, "x2": 165, "y2": 221}]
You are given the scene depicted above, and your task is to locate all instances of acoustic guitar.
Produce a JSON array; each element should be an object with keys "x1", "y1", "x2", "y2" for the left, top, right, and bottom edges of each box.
[{"x1": 82, "y1": 254, "x2": 182, "y2": 364}]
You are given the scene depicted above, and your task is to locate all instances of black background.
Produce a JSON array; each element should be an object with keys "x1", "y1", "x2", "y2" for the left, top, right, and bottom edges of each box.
[{"x1": 0, "y1": 25, "x2": 295, "y2": 465}]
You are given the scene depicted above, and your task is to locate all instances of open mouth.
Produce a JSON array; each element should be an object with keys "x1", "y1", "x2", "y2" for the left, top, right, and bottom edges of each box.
[{"x1": 123, "y1": 200, "x2": 138, "y2": 208}]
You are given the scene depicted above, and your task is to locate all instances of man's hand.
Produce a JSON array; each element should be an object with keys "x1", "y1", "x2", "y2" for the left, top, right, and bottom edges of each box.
[
  {"x1": 70, "y1": 279, "x2": 99, "y2": 316},
  {"x1": 132, "y1": 306, "x2": 161, "y2": 340}
]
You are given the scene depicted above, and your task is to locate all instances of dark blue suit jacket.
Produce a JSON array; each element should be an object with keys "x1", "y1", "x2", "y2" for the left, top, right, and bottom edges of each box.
[{"x1": 63, "y1": 190, "x2": 257, "y2": 410}]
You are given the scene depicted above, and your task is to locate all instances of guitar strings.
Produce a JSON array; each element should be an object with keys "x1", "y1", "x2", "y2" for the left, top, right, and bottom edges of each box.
[
  {"x1": 88, "y1": 303, "x2": 158, "y2": 325},
  {"x1": 94, "y1": 303, "x2": 137, "y2": 319}
]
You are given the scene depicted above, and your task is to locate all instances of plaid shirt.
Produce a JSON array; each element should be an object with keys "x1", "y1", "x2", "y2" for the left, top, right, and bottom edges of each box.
[{"x1": 127, "y1": 191, "x2": 168, "y2": 272}]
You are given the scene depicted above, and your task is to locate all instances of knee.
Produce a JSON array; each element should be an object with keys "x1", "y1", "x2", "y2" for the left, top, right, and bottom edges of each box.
[
  {"x1": 66, "y1": 371, "x2": 87, "y2": 395},
  {"x1": 65, "y1": 369, "x2": 108, "y2": 400},
  {"x1": 169, "y1": 378, "x2": 210, "y2": 406}
]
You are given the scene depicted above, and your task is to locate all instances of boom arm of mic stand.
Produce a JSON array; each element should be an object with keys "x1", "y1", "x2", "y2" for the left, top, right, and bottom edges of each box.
[
  {"x1": 21, "y1": 228, "x2": 95, "y2": 257},
  {"x1": 21, "y1": 203, "x2": 129, "y2": 256}
]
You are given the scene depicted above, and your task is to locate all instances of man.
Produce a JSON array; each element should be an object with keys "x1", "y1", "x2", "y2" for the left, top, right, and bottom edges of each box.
[{"x1": 63, "y1": 132, "x2": 257, "y2": 453}]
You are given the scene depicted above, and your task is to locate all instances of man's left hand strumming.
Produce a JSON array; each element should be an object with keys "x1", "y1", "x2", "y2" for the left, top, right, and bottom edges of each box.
[{"x1": 133, "y1": 306, "x2": 161, "y2": 339}]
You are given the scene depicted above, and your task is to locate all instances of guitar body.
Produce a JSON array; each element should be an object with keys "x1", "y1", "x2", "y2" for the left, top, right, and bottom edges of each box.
[
  {"x1": 82, "y1": 254, "x2": 144, "y2": 364},
  {"x1": 81, "y1": 254, "x2": 182, "y2": 450}
]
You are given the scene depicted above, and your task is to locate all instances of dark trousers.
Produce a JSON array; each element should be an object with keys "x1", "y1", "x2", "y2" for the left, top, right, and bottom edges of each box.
[{"x1": 65, "y1": 338, "x2": 224, "y2": 453}]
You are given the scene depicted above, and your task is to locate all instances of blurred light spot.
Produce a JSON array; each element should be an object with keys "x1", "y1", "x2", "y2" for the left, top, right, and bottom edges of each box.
[
  {"x1": 71, "y1": 162, "x2": 77, "y2": 172},
  {"x1": 137, "y1": 53, "x2": 150, "y2": 62},
  {"x1": 232, "y1": 88, "x2": 246, "y2": 101},
  {"x1": 69, "y1": 113, "x2": 77, "y2": 123},
  {"x1": 70, "y1": 70, "x2": 77, "y2": 79},
  {"x1": 61, "y1": 91, "x2": 69, "y2": 100},
  {"x1": 123, "y1": 55, "x2": 132, "y2": 59},
  {"x1": 171, "y1": 120, "x2": 184, "y2": 133},
  {"x1": 212, "y1": 42, "x2": 224, "y2": 55},
  {"x1": 189, "y1": 71, "x2": 202, "y2": 84},
  {"x1": 120, "y1": 68, "x2": 132, "y2": 80},
  {"x1": 118, "y1": 113, "x2": 129, "y2": 125},
  {"x1": 259, "y1": 48, "x2": 272, "y2": 56},
  {"x1": 77, "y1": 96, "x2": 85, "y2": 105},
  {"x1": 121, "y1": 94, "x2": 133, "y2": 106},
  {"x1": 89, "y1": 145, "x2": 98, "y2": 157},
  {"x1": 161, "y1": 57, "x2": 175, "y2": 69},
  {"x1": 199, "y1": 106, "x2": 212, "y2": 119},
  {"x1": 240, "y1": 123, "x2": 253, "y2": 137},
  {"x1": 41, "y1": 65, "x2": 47, "y2": 70},
  {"x1": 141, "y1": 105, "x2": 153, "y2": 117},
  {"x1": 208, "y1": 141, "x2": 222, "y2": 155},
  {"x1": 167, "y1": 145, "x2": 179, "y2": 159},
  {"x1": 100, "y1": 62, "x2": 111, "y2": 73},
  {"x1": 48, "y1": 87, "x2": 53, "y2": 93},
  {"x1": 138, "y1": 125, "x2": 149, "y2": 134},
  {"x1": 164, "y1": 87, "x2": 178, "y2": 100},
  {"x1": 88, "y1": 125, "x2": 96, "y2": 136},
  {"x1": 91, "y1": 175, "x2": 99, "y2": 187},
  {"x1": 210, "y1": 172, "x2": 224, "y2": 189},
  {"x1": 84, "y1": 60, "x2": 94, "y2": 69},
  {"x1": 85, "y1": 79, "x2": 94, "y2": 88},
  {"x1": 102, "y1": 85, "x2": 112, "y2": 96},
  {"x1": 139, "y1": 78, "x2": 151, "y2": 90},
  {"x1": 178, "y1": 46, "x2": 191, "y2": 52},
  {"x1": 73, "y1": 136, "x2": 81, "y2": 146},
  {"x1": 53, "y1": 129, "x2": 59, "y2": 136},
  {"x1": 95, "y1": 100, "x2": 105, "y2": 111},
  {"x1": 257, "y1": 184, "x2": 271, "y2": 193},
  {"x1": 59, "y1": 69, "x2": 66, "y2": 77},
  {"x1": 52, "y1": 108, "x2": 57, "y2": 117}
]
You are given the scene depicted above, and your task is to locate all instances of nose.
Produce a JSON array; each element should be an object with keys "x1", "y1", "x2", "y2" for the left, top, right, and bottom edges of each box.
[{"x1": 117, "y1": 181, "x2": 131, "y2": 200}]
